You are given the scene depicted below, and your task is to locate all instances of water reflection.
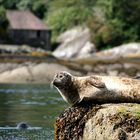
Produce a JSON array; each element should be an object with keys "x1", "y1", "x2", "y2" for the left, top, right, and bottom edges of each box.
[{"x1": 0, "y1": 84, "x2": 67, "y2": 139}]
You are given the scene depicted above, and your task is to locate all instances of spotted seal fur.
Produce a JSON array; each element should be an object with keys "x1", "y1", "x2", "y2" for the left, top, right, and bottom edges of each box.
[{"x1": 52, "y1": 71, "x2": 140, "y2": 105}]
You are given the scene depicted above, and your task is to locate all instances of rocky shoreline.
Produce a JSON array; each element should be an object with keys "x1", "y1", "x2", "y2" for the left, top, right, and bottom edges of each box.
[
  {"x1": 0, "y1": 29, "x2": 139, "y2": 84},
  {"x1": 0, "y1": 62, "x2": 72, "y2": 84},
  {"x1": 0, "y1": 61, "x2": 139, "y2": 84}
]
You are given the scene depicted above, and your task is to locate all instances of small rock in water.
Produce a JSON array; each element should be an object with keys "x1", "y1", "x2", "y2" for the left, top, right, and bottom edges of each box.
[{"x1": 17, "y1": 122, "x2": 29, "y2": 130}]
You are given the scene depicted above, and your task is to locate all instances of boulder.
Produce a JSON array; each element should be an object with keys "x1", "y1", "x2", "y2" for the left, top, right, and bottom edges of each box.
[
  {"x1": 77, "y1": 41, "x2": 96, "y2": 58},
  {"x1": 55, "y1": 103, "x2": 140, "y2": 140},
  {"x1": 95, "y1": 43, "x2": 140, "y2": 58},
  {"x1": 53, "y1": 26, "x2": 96, "y2": 59},
  {"x1": 0, "y1": 63, "x2": 72, "y2": 84}
]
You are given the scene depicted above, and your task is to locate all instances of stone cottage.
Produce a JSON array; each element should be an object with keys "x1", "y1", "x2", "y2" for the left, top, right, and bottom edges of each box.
[{"x1": 6, "y1": 10, "x2": 51, "y2": 50}]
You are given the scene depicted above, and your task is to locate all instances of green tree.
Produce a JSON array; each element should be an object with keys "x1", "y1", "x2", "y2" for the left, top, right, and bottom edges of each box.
[
  {"x1": 0, "y1": 6, "x2": 8, "y2": 38},
  {"x1": 45, "y1": 0, "x2": 95, "y2": 41},
  {"x1": 17, "y1": 0, "x2": 48, "y2": 18},
  {"x1": 0, "y1": 0, "x2": 48, "y2": 18},
  {"x1": 88, "y1": 0, "x2": 140, "y2": 49},
  {"x1": 0, "y1": 0, "x2": 20, "y2": 9}
]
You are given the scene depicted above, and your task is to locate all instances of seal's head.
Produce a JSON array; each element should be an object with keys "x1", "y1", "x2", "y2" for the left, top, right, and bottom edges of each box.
[
  {"x1": 52, "y1": 71, "x2": 81, "y2": 105},
  {"x1": 52, "y1": 71, "x2": 72, "y2": 88},
  {"x1": 17, "y1": 122, "x2": 29, "y2": 130}
]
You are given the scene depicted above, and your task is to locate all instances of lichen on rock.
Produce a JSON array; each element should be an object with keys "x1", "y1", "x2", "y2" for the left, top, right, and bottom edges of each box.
[{"x1": 55, "y1": 103, "x2": 140, "y2": 140}]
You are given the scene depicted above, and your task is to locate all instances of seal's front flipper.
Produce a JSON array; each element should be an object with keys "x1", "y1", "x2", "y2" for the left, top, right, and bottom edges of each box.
[{"x1": 87, "y1": 76, "x2": 106, "y2": 89}]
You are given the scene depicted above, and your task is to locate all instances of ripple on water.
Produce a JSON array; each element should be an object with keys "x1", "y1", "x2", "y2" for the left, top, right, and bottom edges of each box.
[
  {"x1": 22, "y1": 101, "x2": 46, "y2": 106},
  {"x1": 0, "y1": 84, "x2": 66, "y2": 140},
  {"x1": 0, "y1": 128, "x2": 53, "y2": 140}
]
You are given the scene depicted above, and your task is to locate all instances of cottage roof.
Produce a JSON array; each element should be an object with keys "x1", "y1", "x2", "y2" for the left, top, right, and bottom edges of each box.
[{"x1": 6, "y1": 10, "x2": 48, "y2": 30}]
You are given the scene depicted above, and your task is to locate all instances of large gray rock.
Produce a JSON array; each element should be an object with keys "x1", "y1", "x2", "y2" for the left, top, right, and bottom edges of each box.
[
  {"x1": 82, "y1": 104, "x2": 140, "y2": 140},
  {"x1": 53, "y1": 26, "x2": 96, "y2": 59},
  {"x1": 95, "y1": 43, "x2": 140, "y2": 58},
  {"x1": 55, "y1": 103, "x2": 140, "y2": 140},
  {"x1": 0, "y1": 63, "x2": 71, "y2": 84}
]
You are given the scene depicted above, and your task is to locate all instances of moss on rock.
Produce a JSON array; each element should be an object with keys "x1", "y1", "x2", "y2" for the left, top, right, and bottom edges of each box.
[
  {"x1": 55, "y1": 103, "x2": 102, "y2": 140},
  {"x1": 55, "y1": 103, "x2": 140, "y2": 140}
]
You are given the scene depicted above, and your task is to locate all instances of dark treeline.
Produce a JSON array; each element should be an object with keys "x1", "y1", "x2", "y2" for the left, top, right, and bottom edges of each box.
[{"x1": 0, "y1": 0, "x2": 140, "y2": 50}]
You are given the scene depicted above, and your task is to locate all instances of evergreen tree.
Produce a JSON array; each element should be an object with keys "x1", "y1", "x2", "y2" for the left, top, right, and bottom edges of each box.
[
  {"x1": 89, "y1": 0, "x2": 140, "y2": 49},
  {"x1": 46, "y1": 0, "x2": 95, "y2": 41}
]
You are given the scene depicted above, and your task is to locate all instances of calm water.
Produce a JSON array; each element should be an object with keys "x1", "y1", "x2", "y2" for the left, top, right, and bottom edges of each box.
[{"x1": 0, "y1": 84, "x2": 67, "y2": 140}]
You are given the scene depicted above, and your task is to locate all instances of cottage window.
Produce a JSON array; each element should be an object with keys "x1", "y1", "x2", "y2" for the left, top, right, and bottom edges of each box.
[
  {"x1": 37, "y1": 31, "x2": 41, "y2": 38},
  {"x1": 28, "y1": 30, "x2": 37, "y2": 38}
]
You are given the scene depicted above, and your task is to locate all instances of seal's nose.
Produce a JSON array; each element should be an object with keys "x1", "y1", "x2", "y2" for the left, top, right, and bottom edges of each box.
[
  {"x1": 52, "y1": 79, "x2": 56, "y2": 86},
  {"x1": 52, "y1": 77, "x2": 63, "y2": 87},
  {"x1": 52, "y1": 75, "x2": 60, "y2": 87}
]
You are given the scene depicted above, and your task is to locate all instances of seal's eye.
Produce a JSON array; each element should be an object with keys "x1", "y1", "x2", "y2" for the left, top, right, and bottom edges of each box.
[{"x1": 58, "y1": 74, "x2": 64, "y2": 79}]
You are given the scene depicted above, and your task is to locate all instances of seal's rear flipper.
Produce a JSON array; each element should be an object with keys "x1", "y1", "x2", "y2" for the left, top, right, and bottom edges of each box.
[
  {"x1": 87, "y1": 76, "x2": 106, "y2": 89},
  {"x1": 133, "y1": 76, "x2": 140, "y2": 80}
]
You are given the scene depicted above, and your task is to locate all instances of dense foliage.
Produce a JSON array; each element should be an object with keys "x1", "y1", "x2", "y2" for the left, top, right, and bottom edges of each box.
[
  {"x1": 1, "y1": 0, "x2": 140, "y2": 49},
  {"x1": 89, "y1": 0, "x2": 140, "y2": 49},
  {"x1": 0, "y1": 6, "x2": 8, "y2": 27},
  {"x1": 0, "y1": 6, "x2": 8, "y2": 39},
  {"x1": 0, "y1": 0, "x2": 48, "y2": 18},
  {"x1": 45, "y1": 0, "x2": 95, "y2": 41}
]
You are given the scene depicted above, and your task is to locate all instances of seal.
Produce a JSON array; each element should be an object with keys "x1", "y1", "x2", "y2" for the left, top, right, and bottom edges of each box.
[
  {"x1": 52, "y1": 71, "x2": 140, "y2": 105},
  {"x1": 17, "y1": 122, "x2": 29, "y2": 129}
]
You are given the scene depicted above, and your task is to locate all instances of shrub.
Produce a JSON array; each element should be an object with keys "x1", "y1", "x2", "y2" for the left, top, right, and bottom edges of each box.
[
  {"x1": 0, "y1": 6, "x2": 8, "y2": 38},
  {"x1": 88, "y1": 0, "x2": 140, "y2": 50},
  {"x1": 46, "y1": 0, "x2": 95, "y2": 42}
]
